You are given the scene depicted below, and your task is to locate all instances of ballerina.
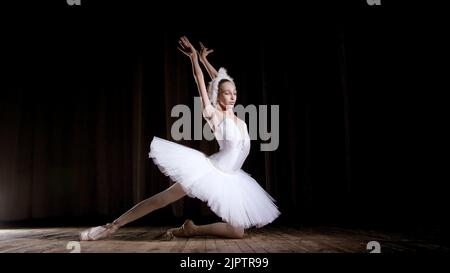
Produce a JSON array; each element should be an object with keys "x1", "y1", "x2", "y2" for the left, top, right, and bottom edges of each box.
[{"x1": 79, "y1": 36, "x2": 280, "y2": 241}]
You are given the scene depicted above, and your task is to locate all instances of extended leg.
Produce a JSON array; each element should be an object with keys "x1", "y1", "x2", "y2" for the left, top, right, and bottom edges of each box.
[
  {"x1": 80, "y1": 182, "x2": 186, "y2": 241},
  {"x1": 113, "y1": 182, "x2": 186, "y2": 227}
]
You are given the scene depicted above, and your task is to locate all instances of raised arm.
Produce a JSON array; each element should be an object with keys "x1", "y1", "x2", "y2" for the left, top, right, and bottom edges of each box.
[
  {"x1": 199, "y1": 42, "x2": 218, "y2": 79},
  {"x1": 178, "y1": 36, "x2": 211, "y2": 108}
]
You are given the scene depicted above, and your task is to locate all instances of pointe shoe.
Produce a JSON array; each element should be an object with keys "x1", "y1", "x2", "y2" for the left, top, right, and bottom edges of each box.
[
  {"x1": 79, "y1": 223, "x2": 119, "y2": 241},
  {"x1": 167, "y1": 219, "x2": 195, "y2": 238}
]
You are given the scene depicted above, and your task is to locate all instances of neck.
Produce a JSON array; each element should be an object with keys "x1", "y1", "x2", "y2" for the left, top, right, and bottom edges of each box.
[{"x1": 219, "y1": 105, "x2": 234, "y2": 115}]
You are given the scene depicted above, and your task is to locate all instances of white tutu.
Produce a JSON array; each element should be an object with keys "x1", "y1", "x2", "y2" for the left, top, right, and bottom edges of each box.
[{"x1": 149, "y1": 136, "x2": 280, "y2": 229}]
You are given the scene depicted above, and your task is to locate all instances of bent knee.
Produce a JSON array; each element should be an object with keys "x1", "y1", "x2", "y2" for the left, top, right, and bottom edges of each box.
[{"x1": 228, "y1": 225, "x2": 245, "y2": 239}]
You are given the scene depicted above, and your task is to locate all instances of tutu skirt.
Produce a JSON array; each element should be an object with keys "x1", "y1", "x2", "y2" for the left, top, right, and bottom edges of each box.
[{"x1": 148, "y1": 136, "x2": 280, "y2": 229}]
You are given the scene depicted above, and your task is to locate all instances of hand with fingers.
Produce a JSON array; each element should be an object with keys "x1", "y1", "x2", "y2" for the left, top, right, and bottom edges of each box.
[
  {"x1": 178, "y1": 36, "x2": 198, "y2": 58},
  {"x1": 199, "y1": 41, "x2": 214, "y2": 62}
]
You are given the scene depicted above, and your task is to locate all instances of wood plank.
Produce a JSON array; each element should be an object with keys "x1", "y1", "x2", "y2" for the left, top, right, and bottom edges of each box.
[
  {"x1": 0, "y1": 226, "x2": 447, "y2": 253},
  {"x1": 205, "y1": 237, "x2": 217, "y2": 253}
]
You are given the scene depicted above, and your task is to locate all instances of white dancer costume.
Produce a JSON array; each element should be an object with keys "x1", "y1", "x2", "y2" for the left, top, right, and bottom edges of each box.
[{"x1": 149, "y1": 68, "x2": 280, "y2": 229}]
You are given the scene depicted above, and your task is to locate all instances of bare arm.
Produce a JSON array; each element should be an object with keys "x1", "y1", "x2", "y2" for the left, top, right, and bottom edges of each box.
[
  {"x1": 178, "y1": 36, "x2": 211, "y2": 108},
  {"x1": 199, "y1": 42, "x2": 218, "y2": 79}
]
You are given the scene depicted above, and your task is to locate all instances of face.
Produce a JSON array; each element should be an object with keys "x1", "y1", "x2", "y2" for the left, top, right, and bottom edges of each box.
[{"x1": 217, "y1": 81, "x2": 237, "y2": 110}]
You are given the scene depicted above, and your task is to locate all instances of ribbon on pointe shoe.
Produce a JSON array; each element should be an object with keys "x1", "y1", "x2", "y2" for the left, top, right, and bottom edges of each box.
[{"x1": 79, "y1": 223, "x2": 118, "y2": 241}]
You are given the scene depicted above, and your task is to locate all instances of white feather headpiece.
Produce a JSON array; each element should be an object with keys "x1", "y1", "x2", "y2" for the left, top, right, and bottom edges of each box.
[{"x1": 207, "y1": 67, "x2": 235, "y2": 107}]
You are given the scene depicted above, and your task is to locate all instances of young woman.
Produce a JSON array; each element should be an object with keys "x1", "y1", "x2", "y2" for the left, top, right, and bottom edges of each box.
[{"x1": 79, "y1": 36, "x2": 280, "y2": 241}]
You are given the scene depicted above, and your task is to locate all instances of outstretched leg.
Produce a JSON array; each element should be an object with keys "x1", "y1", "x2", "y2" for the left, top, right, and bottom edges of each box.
[
  {"x1": 113, "y1": 183, "x2": 186, "y2": 227},
  {"x1": 80, "y1": 182, "x2": 186, "y2": 241},
  {"x1": 170, "y1": 220, "x2": 245, "y2": 239}
]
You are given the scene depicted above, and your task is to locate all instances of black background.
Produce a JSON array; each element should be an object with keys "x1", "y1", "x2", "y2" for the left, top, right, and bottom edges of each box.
[{"x1": 0, "y1": 0, "x2": 448, "y2": 246}]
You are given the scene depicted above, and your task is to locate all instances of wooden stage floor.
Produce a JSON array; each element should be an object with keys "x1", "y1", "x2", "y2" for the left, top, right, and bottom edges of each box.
[{"x1": 0, "y1": 226, "x2": 447, "y2": 253}]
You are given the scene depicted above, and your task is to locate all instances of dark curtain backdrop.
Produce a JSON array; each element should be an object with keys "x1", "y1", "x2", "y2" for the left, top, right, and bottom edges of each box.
[{"x1": 0, "y1": 3, "x2": 447, "y2": 241}]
